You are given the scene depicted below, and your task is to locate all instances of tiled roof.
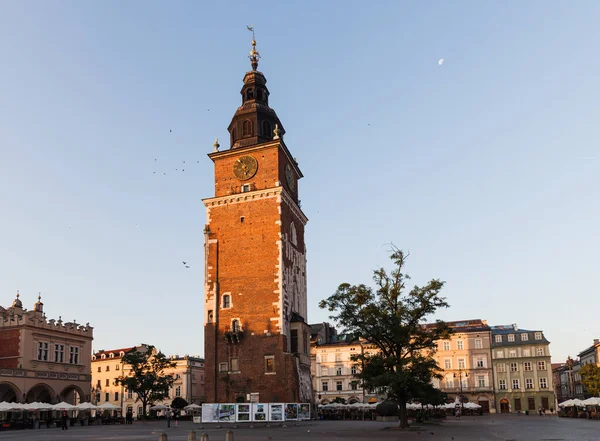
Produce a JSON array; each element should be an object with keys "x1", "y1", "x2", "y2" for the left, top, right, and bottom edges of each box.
[
  {"x1": 490, "y1": 326, "x2": 550, "y2": 347},
  {"x1": 93, "y1": 346, "x2": 136, "y2": 359},
  {"x1": 424, "y1": 319, "x2": 490, "y2": 333},
  {"x1": 578, "y1": 342, "x2": 600, "y2": 357}
]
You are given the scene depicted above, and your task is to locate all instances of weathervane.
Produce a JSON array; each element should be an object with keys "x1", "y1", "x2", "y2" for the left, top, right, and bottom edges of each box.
[{"x1": 247, "y1": 25, "x2": 260, "y2": 71}]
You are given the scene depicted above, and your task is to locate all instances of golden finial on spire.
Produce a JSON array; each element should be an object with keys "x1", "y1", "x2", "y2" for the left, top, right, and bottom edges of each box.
[{"x1": 247, "y1": 25, "x2": 260, "y2": 71}]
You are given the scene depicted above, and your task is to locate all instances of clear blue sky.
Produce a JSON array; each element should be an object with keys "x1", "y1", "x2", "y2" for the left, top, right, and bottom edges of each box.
[{"x1": 1, "y1": 2, "x2": 598, "y2": 363}]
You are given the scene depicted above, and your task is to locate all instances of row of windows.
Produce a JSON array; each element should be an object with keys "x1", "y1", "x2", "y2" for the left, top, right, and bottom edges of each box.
[
  {"x1": 319, "y1": 353, "x2": 350, "y2": 363},
  {"x1": 440, "y1": 339, "x2": 483, "y2": 351},
  {"x1": 219, "y1": 356, "x2": 275, "y2": 374},
  {"x1": 497, "y1": 361, "x2": 547, "y2": 372},
  {"x1": 235, "y1": 120, "x2": 272, "y2": 138},
  {"x1": 495, "y1": 332, "x2": 543, "y2": 343},
  {"x1": 496, "y1": 348, "x2": 545, "y2": 358},
  {"x1": 443, "y1": 356, "x2": 487, "y2": 370},
  {"x1": 442, "y1": 375, "x2": 488, "y2": 388},
  {"x1": 37, "y1": 342, "x2": 79, "y2": 364},
  {"x1": 97, "y1": 364, "x2": 120, "y2": 372},
  {"x1": 244, "y1": 87, "x2": 267, "y2": 102},
  {"x1": 321, "y1": 380, "x2": 359, "y2": 392},
  {"x1": 498, "y1": 377, "x2": 548, "y2": 390},
  {"x1": 321, "y1": 366, "x2": 359, "y2": 376}
]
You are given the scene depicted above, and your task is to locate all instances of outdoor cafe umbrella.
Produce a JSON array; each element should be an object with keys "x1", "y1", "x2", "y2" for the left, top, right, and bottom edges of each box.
[
  {"x1": 150, "y1": 404, "x2": 171, "y2": 410},
  {"x1": 97, "y1": 403, "x2": 120, "y2": 410},
  {"x1": 76, "y1": 402, "x2": 98, "y2": 410},
  {"x1": 0, "y1": 401, "x2": 23, "y2": 411},
  {"x1": 53, "y1": 402, "x2": 76, "y2": 411},
  {"x1": 23, "y1": 402, "x2": 53, "y2": 411},
  {"x1": 184, "y1": 404, "x2": 202, "y2": 411},
  {"x1": 582, "y1": 397, "x2": 600, "y2": 406}
]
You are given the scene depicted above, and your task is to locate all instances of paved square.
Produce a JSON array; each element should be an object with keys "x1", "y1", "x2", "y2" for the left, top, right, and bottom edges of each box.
[{"x1": 0, "y1": 415, "x2": 598, "y2": 440}]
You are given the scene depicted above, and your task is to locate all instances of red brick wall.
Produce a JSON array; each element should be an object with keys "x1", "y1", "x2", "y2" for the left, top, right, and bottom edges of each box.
[
  {"x1": 204, "y1": 143, "x2": 306, "y2": 403},
  {"x1": 0, "y1": 329, "x2": 21, "y2": 368}
]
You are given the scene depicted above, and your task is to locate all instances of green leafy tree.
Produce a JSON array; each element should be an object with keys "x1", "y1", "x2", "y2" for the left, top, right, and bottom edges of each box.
[
  {"x1": 319, "y1": 248, "x2": 451, "y2": 428},
  {"x1": 116, "y1": 346, "x2": 176, "y2": 418},
  {"x1": 579, "y1": 363, "x2": 600, "y2": 397}
]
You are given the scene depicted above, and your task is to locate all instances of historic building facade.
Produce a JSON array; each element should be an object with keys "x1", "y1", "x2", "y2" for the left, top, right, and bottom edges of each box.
[
  {"x1": 491, "y1": 325, "x2": 555, "y2": 413},
  {"x1": 91, "y1": 345, "x2": 205, "y2": 417},
  {"x1": 0, "y1": 292, "x2": 93, "y2": 404},
  {"x1": 432, "y1": 320, "x2": 496, "y2": 413},
  {"x1": 310, "y1": 331, "x2": 383, "y2": 405},
  {"x1": 202, "y1": 36, "x2": 312, "y2": 404}
]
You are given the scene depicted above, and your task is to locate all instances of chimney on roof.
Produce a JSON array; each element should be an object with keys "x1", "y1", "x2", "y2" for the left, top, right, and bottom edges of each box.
[
  {"x1": 512, "y1": 323, "x2": 518, "y2": 331},
  {"x1": 594, "y1": 339, "x2": 599, "y2": 345}
]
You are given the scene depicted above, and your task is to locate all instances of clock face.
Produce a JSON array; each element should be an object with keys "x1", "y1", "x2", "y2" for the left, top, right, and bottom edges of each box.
[
  {"x1": 285, "y1": 164, "x2": 295, "y2": 191},
  {"x1": 233, "y1": 156, "x2": 258, "y2": 180}
]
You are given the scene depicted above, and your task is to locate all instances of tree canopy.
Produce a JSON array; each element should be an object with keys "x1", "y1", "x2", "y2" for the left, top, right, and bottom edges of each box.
[
  {"x1": 171, "y1": 397, "x2": 189, "y2": 410},
  {"x1": 319, "y1": 247, "x2": 451, "y2": 428},
  {"x1": 579, "y1": 363, "x2": 600, "y2": 397},
  {"x1": 116, "y1": 345, "x2": 176, "y2": 418}
]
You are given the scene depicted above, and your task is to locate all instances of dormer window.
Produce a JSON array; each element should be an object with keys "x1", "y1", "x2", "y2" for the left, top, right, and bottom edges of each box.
[
  {"x1": 119, "y1": 352, "x2": 125, "y2": 357},
  {"x1": 110, "y1": 353, "x2": 115, "y2": 358},
  {"x1": 101, "y1": 354, "x2": 106, "y2": 359},
  {"x1": 242, "y1": 120, "x2": 253, "y2": 137}
]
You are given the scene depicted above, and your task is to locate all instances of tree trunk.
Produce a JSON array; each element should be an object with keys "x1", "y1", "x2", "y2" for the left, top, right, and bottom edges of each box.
[
  {"x1": 399, "y1": 395, "x2": 408, "y2": 428},
  {"x1": 141, "y1": 398, "x2": 147, "y2": 418}
]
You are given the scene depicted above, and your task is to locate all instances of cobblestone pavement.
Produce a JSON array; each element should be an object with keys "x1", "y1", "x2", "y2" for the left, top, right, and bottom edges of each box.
[{"x1": 0, "y1": 415, "x2": 598, "y2": 441}]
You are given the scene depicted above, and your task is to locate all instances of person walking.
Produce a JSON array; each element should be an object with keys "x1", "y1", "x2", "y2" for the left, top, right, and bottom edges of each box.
[
  {"x1": 166, "y1": 409, "x2": 171, "y2": 428},
  {"x1": 174, "y1": 410, "x2": 179, "y2": 427},
  {"x1": 61, "y1": 411, "x2": 69, "y2": 430}
]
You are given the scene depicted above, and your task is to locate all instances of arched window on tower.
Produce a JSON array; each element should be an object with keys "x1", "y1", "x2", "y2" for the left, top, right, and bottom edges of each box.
[
  {"x1": 246, "y1": 88, "x2": 254, "y2": 100},
  {"x1": 263, "y1": 121, "x2": 272, "y2": 138},
  {"x1": 290, "y1": 222, "x2": 297, "y2": 246},
  {"x1": 242, "y1": 120, "x2": 253, "y2": 137}
]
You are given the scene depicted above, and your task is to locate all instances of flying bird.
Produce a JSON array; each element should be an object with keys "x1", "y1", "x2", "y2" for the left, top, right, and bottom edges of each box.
[
  {"x1": 170, "y1": 129, "x2": 172, "y2": 133},
  {"x1": 185, "y1": 266, "x2": 190, "y2": 268},
  {"x1": 438, "y1": 58, "x2": 444, "y2": 66},
  {"x1": 182, "y1": 261, "x2": 187, "y2": 265}
]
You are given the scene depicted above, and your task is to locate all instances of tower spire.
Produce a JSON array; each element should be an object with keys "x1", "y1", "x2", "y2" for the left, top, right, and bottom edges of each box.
[{"x1": 247, "y1": 25, "x2": 260, "y2": 71}]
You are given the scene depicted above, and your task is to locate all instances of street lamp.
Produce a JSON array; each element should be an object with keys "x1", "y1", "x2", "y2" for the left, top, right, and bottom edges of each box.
[{"x1": 453, "y1": 370, "x2": 468, "y2": 411}]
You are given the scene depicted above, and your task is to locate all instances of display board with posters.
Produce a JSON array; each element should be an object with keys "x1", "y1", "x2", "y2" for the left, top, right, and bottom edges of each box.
[
  {"x1": 201, "y1": 404, "x2": 219, "y2": 423},
  {"x1": 297, "y1": 403, "x2": 310, "y2": 420},
  {"x1": 236, "y1": 404, "x2": 251, "y2": 422},
  {"x1": 284, "y1": 403, "x2": 298, "y2": 420},
  {"x1": 202, "y1": 403, "x2": 310, "y2": 422},
  {"x1": 268, "y1": 403, "x2": 284, "y2": 421},
  {"x1": 252, "y1": 403, "x2": 267, "y2": 421},
  {"x1": 218, "y1": 404, "x2": 236, "y2": 422}
]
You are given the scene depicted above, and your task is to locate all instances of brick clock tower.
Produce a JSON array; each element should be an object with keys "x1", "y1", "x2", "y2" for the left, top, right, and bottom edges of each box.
[{"x1": 203, "y1": 35, "x2": 313, "y2": 404}]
